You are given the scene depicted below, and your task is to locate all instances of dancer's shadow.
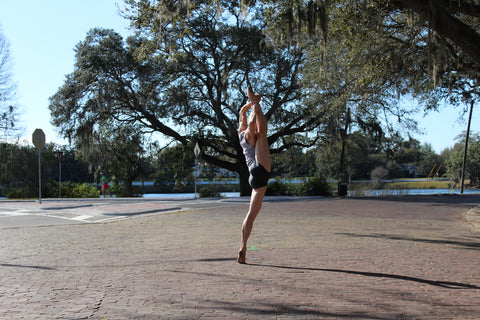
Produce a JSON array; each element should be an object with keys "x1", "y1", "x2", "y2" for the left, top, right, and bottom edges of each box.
[{"x1": 248, "y1": 263, "x2": 480, "y2": 290}]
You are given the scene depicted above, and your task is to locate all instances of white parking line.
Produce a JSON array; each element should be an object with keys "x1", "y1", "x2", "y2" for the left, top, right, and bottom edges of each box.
[
  {"x1": 71, "y1": 215, "x2": 92, "y2": 221},
  {"x1": 0, "y1": 209, "x2": 33, "y2": 216}
]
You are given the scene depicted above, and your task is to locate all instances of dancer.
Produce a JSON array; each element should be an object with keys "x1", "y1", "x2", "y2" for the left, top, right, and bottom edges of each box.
[{"x1": 237, "y1": 87, "x2": 271, "y2": 264}]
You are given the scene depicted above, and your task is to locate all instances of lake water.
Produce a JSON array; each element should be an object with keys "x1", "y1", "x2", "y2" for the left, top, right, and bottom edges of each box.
[
  {"x1": 142, "y1": 189, "x2": 480, "y2": 199},
  {"x1": 142, "y1": 192, "x2": 241, "y2": 199},
  {"x1": 347, "y1": 188, "x2": 480, "y2": 197}
]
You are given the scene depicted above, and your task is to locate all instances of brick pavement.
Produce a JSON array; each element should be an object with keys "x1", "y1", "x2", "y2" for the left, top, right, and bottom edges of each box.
[{"x1": 0, "y1": 195, "x2": 479, "y2": 319}]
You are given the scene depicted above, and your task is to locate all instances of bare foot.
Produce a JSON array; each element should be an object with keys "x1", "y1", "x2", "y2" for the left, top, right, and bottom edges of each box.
[
  {"x1": 247, "y1": 87, "x2": 261, "y2": 105},
  {"x1": 238, "y1": 249, "x2": 246, "y2": 264}
]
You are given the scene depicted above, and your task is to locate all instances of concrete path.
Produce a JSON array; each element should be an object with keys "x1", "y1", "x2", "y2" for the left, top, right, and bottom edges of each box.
[
  {"x1": 0, "y1": 198, "x2": 183, "y2": 227},
  {"x1": 0, "y1": 195, "x2": 479, "y2": 319}
]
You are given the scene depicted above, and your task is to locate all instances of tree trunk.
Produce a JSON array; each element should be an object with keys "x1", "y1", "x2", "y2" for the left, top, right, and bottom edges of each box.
[
  {"x1": 126, "y1": 177, "x2": 135, "y2": 197},
  {"x1": 337, "y1": 107, "x2": 351, "y2": 196}
]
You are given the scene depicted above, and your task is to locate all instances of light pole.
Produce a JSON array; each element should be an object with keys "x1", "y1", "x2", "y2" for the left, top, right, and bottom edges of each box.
[
  {"x1": 58, "y1": 151, "x2": 63, "y2": 198},
  {"x1": 194, "y1": 143, "x2": 200, "y2": 199},
  {"x1": 32, "y1": 129, "x2": 46, "y2": 204},
  {"x1": 460, "y1": 100, "x2": 474, "y2": 194}
]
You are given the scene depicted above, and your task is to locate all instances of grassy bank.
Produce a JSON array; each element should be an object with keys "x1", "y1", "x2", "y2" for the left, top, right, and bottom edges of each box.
[
  {"x1": 347, "y1": 178, "x2": 471, "y2": 192},
  {"x1": 386, "y1": 179, "x2": 454, "y2": 190}
]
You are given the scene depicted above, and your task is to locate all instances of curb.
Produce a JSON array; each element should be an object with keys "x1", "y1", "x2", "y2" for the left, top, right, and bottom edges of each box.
[
  {"x1": 102, "y1": 206, "x2": 182, "y2": 216},
  {"x1": 41, "y1": 204, "x2": 94, "y2": 210},
  {"x1": 220, "y1": 196, "x2": 325, "y2": 202}
]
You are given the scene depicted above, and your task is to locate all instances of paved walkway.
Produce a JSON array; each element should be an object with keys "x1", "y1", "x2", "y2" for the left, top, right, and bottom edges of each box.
[
  {"x1": 0, "y1": 198, "x2": 183, "y2": 226},
  {"x1": 0, "y1": 195, "x2": 479, "y2": 319}
]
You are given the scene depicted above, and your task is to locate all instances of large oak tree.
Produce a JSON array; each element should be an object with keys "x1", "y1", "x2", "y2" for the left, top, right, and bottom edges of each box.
[{"x1": 50, "y1": 4, "x2": 322, "y2": 195}]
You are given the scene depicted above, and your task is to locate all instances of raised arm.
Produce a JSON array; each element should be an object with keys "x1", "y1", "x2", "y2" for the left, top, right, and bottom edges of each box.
[{"x1": 238, "y1": 102, "x2": 252, "y2": 134}]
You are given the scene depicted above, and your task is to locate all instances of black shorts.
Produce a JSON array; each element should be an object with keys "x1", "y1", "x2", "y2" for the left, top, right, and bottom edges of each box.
[{"x1": 249, "y1": 162, "x2": 270, "y2": 189}]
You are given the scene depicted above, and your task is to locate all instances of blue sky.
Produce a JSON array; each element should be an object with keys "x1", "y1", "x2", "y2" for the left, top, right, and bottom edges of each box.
[
  {"x1": 0, "y1": 0, "x2": 478, "y2": 153},
  {"x1": 0, "y1": 0, "x2": 130, "y2": 145}
]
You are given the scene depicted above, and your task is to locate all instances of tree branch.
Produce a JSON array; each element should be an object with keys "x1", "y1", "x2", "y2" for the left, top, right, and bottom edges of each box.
[{"x1": 392, "y1": 0, "x2": 480, "y2": 67}]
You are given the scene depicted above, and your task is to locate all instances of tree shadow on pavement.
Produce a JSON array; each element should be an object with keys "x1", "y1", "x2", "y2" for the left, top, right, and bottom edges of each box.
[
  {"x1": 0, "y1": 263, "x2": 56, "y2": 270},
  {"x1": 338, "y1": 232, "x2": 480, "y2": 250},
  {"x1": 197, "y1": 257, "x2": 237, "y2": 262},
  {"x1": 192, "y1": 299, "x2": 395, "y2": 320},
  {"x1": 349, "y1": 194, "x2": 480, "y2": 207},
  {"x1": 248, "y1": 263, "x2": 480, "y2": 290}
]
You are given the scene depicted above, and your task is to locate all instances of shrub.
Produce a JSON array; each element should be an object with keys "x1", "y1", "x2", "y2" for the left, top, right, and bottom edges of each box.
[
  {"x1": 199, "y1": 186, "x2": 221, "y2": 198},
  {"x1": 73, "y1": 183, "x2": 98, "y2": 198},
  {"x1": 71, "y1": 183, "x2": 99, "y2": 198},
  {"x1": 60, "y1": 182, "x2": 99, "y2": 198},
  {"x1": 265, "y1": 181, "x2": 291, "y2": 196},
  {"x1": 295, "y1": 177, "x2": 331, "y2": 196},
  {"x1": 7, "y1": 188, "x2": 28, "y2": 199}
]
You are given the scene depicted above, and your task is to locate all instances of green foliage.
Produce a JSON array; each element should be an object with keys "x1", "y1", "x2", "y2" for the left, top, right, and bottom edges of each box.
[
  {"x1": 295, "y1": 177, "x2": 331, "y2": 196},
  {"x1": 417, "y1": 143, "x2": 445, "y2": 177},
  {"x1": 269, "y1": 0, "x2": 480, "y2": 109},
  {"x1": 71, "y1": 183, "x2": 99, "y2": 198},
  {"x1": 0, "y1": 142, "x2": 95, "y2": 199},
  {"x1": 272, "y1": 147, "x2": 316, "y2": 178},
  {"x1": 6, "y1": 188, "x2": 27, "y2": 199},
  {"x1": 5, "y1": 181, "x2": 99, "y2": 199},
  {"x1": 297, "y1": 0, "x2": 479, "y2": 187},
  {"x1": 385, "y1": 161, "x2": 404, "y2": 179},
  {"x1": 60, "y1": 181, "x2": 99, "y2": 198},
  {"x1": 266, "y1": 178, "x2": 331, "y2": 196},
  {"x1": 467, "y1": 140, "x2": 480, "y2": 186},
  {"x1": 265, "y1": 180, "x2": 292, "y2": 196},
  {"x1": 97, "y1": 125, "x2": 147, "y2": 197},
  {"x1": 445, "y1": 133, "x2": 480, "y2": 186},
  {"x1": 385, "y1": 180, "x2": 452, "y2": 190},
  {"x1": 109, "y1": 181, "x2": 140, "y2": 198},
  {"x1": 152, "y1": 143, "x2": 195, "y2": 188},
  {"x1": 199, "y1": 186, "x2": 221, "y2": 198}
]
